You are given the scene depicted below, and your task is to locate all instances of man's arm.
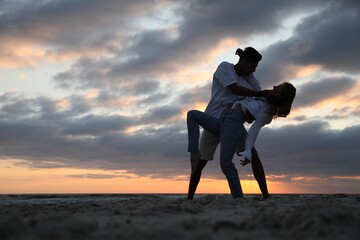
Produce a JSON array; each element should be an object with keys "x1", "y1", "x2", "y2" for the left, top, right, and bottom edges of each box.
[
  {"x1": 228, "y1": 83, "x2": 271, "y2": 98},
  {"x1": 228, "y1": 84, "x2": 279, "y2": 101}
]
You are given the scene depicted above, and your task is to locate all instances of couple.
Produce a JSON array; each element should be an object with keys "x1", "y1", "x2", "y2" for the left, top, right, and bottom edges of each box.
[{"x1": 186, "y1": 47, "x2": 296, "y2": 199}]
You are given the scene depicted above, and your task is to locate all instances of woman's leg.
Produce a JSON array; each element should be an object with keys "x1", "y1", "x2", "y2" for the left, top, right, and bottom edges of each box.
[
  {"x1": 219, "y1": 111, "x2": 245, "y2": 198},
  {"x1": 187, "y1": 110, "x2": 220, "y2": 153},
  {"x1": 251, "y1": 148, "x2": 270, "y2": 199}
]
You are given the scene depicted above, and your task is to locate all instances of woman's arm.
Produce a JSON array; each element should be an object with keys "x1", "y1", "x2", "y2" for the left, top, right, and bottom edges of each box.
[{"x1": 238, "y1": 114, "x2": 272, "y2": 162}]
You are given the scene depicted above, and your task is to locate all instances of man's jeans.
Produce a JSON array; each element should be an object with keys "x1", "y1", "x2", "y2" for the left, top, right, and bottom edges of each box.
[{"x1": 187, "y1": 108, "x2": 246, "y2": 198}]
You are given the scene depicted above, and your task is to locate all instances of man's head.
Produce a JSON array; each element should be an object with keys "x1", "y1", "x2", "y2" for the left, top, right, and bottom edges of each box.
[
  {"x1": 237, "y1": 47, "x2": 262, "y2": 62},
  {"x1": 235, "y1": 47, "x2": 262, "y2": 76}
]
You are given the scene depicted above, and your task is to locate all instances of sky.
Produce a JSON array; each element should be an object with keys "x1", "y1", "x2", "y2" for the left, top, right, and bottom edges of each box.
[{"x1": 0, "y1": 0, "x2": 359, "y2": 194}]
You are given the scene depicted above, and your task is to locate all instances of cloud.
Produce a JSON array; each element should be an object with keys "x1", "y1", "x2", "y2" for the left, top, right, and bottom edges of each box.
[
  {"x1": 62, "y1": 114, "x2": 133, "y2": 136},
  {"x1": 177, "y1": 83, "x2": 211, "y2": 106},
  {"x1": 257, "y1": 0, "x2": 360, "y2": 86},
  {"x1": 0, "y1": 0, "x2": 161, "y2": 48},
  {"x1": 294, "y1": 76, "x2": 357, "y2": 107},
  {"x1": 0, "y1": 92, "x2": 359, "y2": 181},
  {"x1": 256, "y1": 121, "x2": 360, "y2": 177},
  {"x1": 0, "y1": 0, "x2": 174, "y2": 66},
  {"x1": 138, "y1": 105, "x2": 182, "y2": 125},
  {"x1": 291, "y1": 1, "x2": 360, "y2": 73}
]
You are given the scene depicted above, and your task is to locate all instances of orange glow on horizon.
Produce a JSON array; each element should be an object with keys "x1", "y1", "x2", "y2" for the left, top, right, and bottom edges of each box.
[
  {"x1": 1, "y1": 160, "x2": 359, "y2": 194},
  {"x1": 0, "y1": 160, "x2": 265, "y2": 194},
  {"x1": 332, "y1": 176, "x2": 360, "y2": 180}
]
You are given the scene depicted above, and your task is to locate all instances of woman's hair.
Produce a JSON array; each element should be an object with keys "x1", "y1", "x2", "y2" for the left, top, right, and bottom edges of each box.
[
  {"x1": 235, "y1": 47, "x2": 262, "y2": 62},
  {"x1": 273, "y1": 82, "x2": 296, "y2": 118}
]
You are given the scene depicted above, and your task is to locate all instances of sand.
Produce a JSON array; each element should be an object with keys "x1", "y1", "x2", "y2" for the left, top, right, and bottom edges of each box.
[{"x1": 0, "y1": 194, "x2": 359, "y2": 240}]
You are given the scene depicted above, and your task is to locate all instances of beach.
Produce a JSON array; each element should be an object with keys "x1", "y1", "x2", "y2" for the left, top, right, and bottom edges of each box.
[{"x1": 0, "y1": 194, "x2": 359, "y2": 240}]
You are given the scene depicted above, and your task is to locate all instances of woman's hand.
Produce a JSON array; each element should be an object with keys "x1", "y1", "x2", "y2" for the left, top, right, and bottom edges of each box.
[{"x1": 240, "y1": 158, "x2": 251, "y2": 166}]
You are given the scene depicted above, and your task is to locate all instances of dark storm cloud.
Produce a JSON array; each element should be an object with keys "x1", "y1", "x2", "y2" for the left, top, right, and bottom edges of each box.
[
  {"x1": 186, "y1": 121, "x2": 360, "y2": 182},
  {"x1": 257, "y1": 0, "x2": 360, "y2": 86},
  {"x1": 47, "y1": 0, "x2": 359, "y2": 102},
  {"x1": 62, "y1": 114, "x2": 132, "y2": 136},
  {"x1": 294, "y1": 76, "x2": 357, "y2": 107},
  {"x1": 255, "y1": 121, "x2": 360, "y2": 177},
  {"x1": 1, "y1": 95, "x2": 359, "y2": 182},
  {"x1": 2, "y1": 0, "x2": 358, "y2": 82},
  {"x1": 0, "y1": 0, "x2": 162, "y2": 50},
  {"x1": 138, "y1": 92, "x2": 171, "y2": 105},
  {"x1": 138, "y1": 105, "x2": 182, "y2": 124},
  {"x1": 0, "y1": 93, "x2": 187, "y2": 171},
  {"x1": 66, "y1": 95, "x2": 92, "y2": 115},
  {"x1": 127, "y1": 79, "x2": 160, "y2": 95},
  {"x1": 0, "y1": 111, "x2": 358, "y2": 180},
  {"x1": 291, "y1": 1, "x2": 360, "y2": 72},
  {"x1": 54, "y1": 57, "x2": 115, "y2": 90},
  {"x1": 52, "y1": 0, "x2": 332, "y2": 90},
  {"x1": 53, "y1": 56, "x2": 164, "y2": 98},
  {"x1": 102, "y1": 0, "x2": 330, "y2": 85},
  {"x1": 0, "y1": 93, "x2": 92, "y2": 122},
  {"x1": 177, "y1": 83, "x2": 212, "y2": 106}
]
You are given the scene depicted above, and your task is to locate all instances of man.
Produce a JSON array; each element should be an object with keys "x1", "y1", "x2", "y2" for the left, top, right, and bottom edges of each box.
[{"x1": 187, "y1": 47, "x2": 273, "y2": 200}]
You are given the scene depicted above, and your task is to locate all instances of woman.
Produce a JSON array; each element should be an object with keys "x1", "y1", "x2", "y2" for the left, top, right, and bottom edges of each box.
[{"x1": 236, "y1": 82, "x2": 296, "y2": 166}]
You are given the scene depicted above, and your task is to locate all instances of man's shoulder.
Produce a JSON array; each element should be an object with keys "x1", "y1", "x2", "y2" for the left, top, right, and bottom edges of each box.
[
  {"x1": 218, "y1": 61, "x2": 233, "y2": 68},
  {"x1": 216, "y1": 61, "x2": 234, "y2": 74}
]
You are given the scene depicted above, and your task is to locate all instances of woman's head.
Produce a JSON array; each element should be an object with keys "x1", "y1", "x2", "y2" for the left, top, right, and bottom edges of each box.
[{"x1": 272, "y1": 82, "x2": 296, "y2": 118}]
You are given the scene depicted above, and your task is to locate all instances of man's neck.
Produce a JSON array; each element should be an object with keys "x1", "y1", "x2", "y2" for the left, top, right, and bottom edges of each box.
[{"x1": 234, "y1": 64, "x2": 247, "y2": 77}]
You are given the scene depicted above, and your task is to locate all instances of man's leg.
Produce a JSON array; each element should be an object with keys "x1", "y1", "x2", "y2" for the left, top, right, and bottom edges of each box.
[
  {"x1": 251, "y1": 148, "x2": 270, "y2": 199},
  {"x1": 186, "y1": 131, "x2": 219, "y2": 200},
  {"x1": 187, "y1": 155, "x2": 208, "y2": 200},
  {"x1": 186, "y1": 111, "x2": 220, "y2": 200}
]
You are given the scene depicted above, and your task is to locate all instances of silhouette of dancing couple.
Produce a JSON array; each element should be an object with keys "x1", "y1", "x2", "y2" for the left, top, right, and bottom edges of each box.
[{"x1": 186, "y1": 47, "x2": 296, "y2": 200}]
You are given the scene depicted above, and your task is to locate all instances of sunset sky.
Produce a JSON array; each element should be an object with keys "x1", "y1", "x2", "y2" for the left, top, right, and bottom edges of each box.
[{"x1": 0, "y1": 0, "x2": 359, "y2": 194}]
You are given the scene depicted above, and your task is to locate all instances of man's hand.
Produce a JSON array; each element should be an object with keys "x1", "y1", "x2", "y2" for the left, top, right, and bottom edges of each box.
[
  {"x1": 240, "y1": 158, "x2": 251, "y2": 166},
  {"x1": 261, "y1": 90, "x2": 282, "y2": 103}
]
